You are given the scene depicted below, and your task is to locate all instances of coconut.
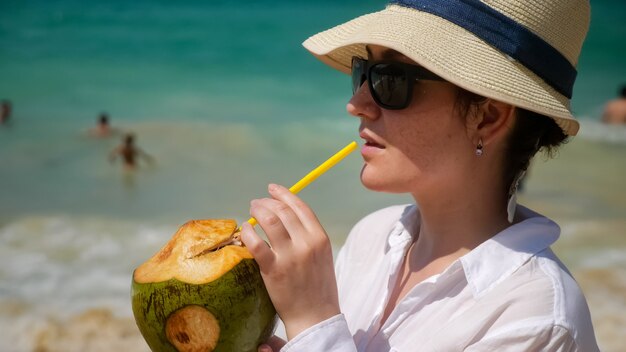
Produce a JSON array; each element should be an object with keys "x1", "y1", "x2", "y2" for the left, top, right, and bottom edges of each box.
[{"x1": 131, "y1": 219, "x2": 277, "y2": 352}]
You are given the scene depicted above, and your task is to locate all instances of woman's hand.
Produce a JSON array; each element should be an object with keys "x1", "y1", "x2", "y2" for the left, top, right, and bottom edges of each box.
[
  {"x1": 240, "y1": 183, "x2": 340, "y2": 340},
  {"x1": 258, "y1": 335, "x2": 287, "y2": 352}
]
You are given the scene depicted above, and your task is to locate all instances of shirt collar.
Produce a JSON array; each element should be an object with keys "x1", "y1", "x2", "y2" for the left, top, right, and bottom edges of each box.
[
  {"x1": 386, "y1": 205, "x2": 419, "y2": 250},
  {"x1": 388, "y1": 204, "x2": 560, "y2": 297},
  {"x1": 460, "y1": 205, "x2": 560, "y2": 297}
]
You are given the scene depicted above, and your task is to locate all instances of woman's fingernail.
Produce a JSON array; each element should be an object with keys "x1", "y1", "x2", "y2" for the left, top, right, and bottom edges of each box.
[{"x1": 268, "y1": 183, "x2": 278, "y2": 192}]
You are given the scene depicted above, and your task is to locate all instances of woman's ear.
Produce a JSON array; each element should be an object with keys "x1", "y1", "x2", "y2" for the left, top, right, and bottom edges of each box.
[{"x1": 470, "y1": 99, "x2": 516, "y2": 146}]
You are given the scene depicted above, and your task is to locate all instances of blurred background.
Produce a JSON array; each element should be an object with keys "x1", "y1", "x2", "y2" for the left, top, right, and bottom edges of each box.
[{"x1": 0, "y1": 0, "x2": 624, "y2": 351}]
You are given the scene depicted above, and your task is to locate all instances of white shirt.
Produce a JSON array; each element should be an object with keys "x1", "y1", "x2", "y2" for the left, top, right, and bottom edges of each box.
[{"x1": 281, "y1": 204, "x2": 599, "y2": 351}]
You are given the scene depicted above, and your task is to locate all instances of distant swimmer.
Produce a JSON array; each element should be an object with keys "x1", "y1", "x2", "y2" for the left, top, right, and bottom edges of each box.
[
  {"x1": 89, "y1": 112, "x2": 120, "y2": 137},
  {"x1": 1, "y1": 100, "x2": 12, "y2": 125},
  {"x1": 602, "y1": 85, "x2": 626, "y2": 124},
  {"x1": 109, "y1": 133, "x2": 154, "y2": 170}
]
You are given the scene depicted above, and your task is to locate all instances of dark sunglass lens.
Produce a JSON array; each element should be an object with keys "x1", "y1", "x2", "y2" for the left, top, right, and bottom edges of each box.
[
  {"x1": 351, "y1": 58, "x2": 366, "y2": 94},
  {"x1": 370, "y1": 63, "x2": 409, "y2": 108}
]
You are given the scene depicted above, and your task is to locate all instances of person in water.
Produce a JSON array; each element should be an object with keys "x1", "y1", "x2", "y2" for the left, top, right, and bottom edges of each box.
[
  {"x1": 89, "y1": 112, "x2": 120, "y2": 137},
  {"x1": 109, "y1": 133, "x2": 154, "y2": 170},
  {"x1": 238, "y1": 0, "x2": 600, "y2": 351},
  {"x1": 1, "y1": 100, "x2": 12, "y2": 125},
  {"x1": 601, "y1": 85, "x2": 626, "y2": 124}
]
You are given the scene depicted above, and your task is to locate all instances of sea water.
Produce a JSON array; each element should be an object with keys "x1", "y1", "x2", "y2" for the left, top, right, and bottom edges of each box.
[{"x1": 1, "y1": 0, "x2": 625, "y2": 351}]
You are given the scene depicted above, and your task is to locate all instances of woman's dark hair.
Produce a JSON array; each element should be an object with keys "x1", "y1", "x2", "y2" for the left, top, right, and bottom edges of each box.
[{"x1": 454, "y1": 89, "x2": 568, "y2": 195}]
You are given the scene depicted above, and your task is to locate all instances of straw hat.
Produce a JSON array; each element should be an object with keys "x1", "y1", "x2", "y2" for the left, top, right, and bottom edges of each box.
[{"x1": 303, "y1": 0, "x2": 590, "y2": 136}]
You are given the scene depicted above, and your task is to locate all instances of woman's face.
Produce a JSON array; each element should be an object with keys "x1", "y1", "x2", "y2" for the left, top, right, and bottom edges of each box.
[{"x1": 348, "y1": 45, "x2": 474, "y2": 197}]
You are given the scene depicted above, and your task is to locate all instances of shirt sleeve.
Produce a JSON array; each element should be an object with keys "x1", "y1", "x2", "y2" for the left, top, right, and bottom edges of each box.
[
  {"x1": 463, "y1": 324, "x2": 590, "y2": 352},
  {"x1": 280, "y1": 314, "x2": 358, "y2": 352}
]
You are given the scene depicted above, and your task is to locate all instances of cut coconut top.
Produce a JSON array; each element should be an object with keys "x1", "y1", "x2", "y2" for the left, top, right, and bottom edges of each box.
[{"x1": 133, "y1": 219, "x2": 253, "y2": 285}]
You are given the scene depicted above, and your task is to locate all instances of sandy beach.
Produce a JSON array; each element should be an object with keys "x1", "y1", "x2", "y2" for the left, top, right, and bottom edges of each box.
[{"x1": 32, "y1": 309, "x2": 148, "y2": 352}]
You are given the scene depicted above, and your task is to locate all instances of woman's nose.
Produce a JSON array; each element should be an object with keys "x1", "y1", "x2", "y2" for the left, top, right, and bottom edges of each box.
[{"x1": 346, "y1": 81, "x2": 381, "y2": 120}]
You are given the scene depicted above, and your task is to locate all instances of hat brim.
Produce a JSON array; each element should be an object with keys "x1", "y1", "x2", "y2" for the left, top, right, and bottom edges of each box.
[{"x1": 303, "y1": 5, "x2": 579, "y2": 136}]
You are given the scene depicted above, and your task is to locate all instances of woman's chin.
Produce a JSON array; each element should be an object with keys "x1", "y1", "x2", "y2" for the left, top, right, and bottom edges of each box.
[
  {"x1": 360, "y1": 169, "x2": 414, "y2": 194},
  {"x1": 360, "y1": 174, "x2": 392, "y2": 193}
]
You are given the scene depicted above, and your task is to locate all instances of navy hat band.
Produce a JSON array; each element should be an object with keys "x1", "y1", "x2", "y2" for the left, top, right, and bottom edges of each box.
[{"x1": 389, "y1": 0, "x2": 576, "y2": 98}]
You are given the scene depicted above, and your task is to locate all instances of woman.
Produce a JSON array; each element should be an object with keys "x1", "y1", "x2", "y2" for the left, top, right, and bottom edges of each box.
[{"x1": 241, "y1": 0, "x2": 599, "y2": 350}]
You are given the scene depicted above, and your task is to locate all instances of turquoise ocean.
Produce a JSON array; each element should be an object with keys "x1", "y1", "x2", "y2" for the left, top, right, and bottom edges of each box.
[{"x1": 1, "y1": 0, "x2": 625, "y2": 350}]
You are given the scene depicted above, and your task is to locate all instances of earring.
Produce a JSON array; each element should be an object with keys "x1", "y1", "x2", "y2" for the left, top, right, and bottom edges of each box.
[{"x1": 475, "y1": 139, "x2": 483, "y2": 156}]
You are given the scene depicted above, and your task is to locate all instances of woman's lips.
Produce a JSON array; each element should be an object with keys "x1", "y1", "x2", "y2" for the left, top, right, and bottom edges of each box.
[
  {"x1": 365, "y1": 141, "x2": 384, "y2": 148},
  {"x1": 359, "y1": 131, "x2": 385, "y2": 149},
  {"x1": 360, "y1": 136, "x2": 385, "y2": 157}
]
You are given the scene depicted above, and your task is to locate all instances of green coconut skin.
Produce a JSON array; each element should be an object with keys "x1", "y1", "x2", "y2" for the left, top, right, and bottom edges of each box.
[{"x1": 131, "y1": 258, "x2": 277, "y2": 352}]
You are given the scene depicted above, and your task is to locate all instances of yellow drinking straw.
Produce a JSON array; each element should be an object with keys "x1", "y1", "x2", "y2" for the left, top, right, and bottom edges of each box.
[{"x1": 241, "y1": 141, "x2": 358, "y2": 230}]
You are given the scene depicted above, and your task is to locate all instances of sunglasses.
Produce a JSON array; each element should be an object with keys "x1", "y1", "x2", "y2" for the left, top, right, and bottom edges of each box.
[{"x1": 351, "y1": 57, "x2": 446, "y2": 110}]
